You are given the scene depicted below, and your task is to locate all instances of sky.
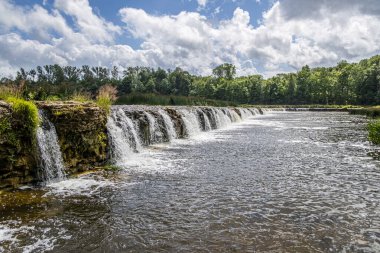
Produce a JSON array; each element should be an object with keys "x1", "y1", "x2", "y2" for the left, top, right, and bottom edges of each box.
[{"x1": 1, "y1": 0, "x2": 380, "y2": 78}]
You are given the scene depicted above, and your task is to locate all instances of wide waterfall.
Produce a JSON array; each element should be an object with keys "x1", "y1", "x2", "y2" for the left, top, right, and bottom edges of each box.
[
  {"x1": 107, "y1": 106, "x2": 260, "y2": 165},
  {"x1": 36, "y1": 110, "x2": 66, "y2": 182}
]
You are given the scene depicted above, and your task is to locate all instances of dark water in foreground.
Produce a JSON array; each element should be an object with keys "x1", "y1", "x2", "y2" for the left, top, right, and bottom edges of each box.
[{"x1": 1, "y1": 112, "x2": 379, "y2": 252}]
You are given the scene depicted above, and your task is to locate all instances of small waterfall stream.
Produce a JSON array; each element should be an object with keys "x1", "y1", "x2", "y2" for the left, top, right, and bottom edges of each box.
[
  {"x1": 107, "y1": 109, "x2": 143, "y2": 164},
  {"x1": 158, "y1": 109, "x2": 177, "y2": 140},
  {"x1": 36, "y1": 110, "x2": 66, "y2": 182},
  {"x1": 179, "y1": 109, "x2": 202, "y2": 137}
]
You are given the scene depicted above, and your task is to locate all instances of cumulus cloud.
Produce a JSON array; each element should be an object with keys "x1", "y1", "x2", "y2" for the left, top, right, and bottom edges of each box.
[
  {"x1": 0, "y1": 0, "x2": 380, "y2": 77},
  {"x1": 53, "y1": 0, "x2": 121, "y2": 43}
]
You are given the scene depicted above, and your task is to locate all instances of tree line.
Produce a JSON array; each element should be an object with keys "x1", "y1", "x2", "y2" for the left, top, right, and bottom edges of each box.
[{"x1": 1, "y1": 55, "x2": 380, "y2": 105}]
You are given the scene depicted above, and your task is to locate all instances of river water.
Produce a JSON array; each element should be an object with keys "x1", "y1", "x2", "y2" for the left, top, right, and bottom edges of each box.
[{"x1": 0, "y1": 111, "x2": 379, "y2": 252}]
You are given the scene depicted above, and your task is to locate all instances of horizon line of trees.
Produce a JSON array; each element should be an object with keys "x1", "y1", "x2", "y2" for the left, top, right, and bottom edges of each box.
[{"x1": 1, "y1": 55, "x2": 380, "y2": 105}]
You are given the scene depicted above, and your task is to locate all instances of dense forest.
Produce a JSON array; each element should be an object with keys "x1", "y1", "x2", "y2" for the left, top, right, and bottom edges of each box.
[{"x1": 1, "y1": 55, "x2": 380, "y2": 105}]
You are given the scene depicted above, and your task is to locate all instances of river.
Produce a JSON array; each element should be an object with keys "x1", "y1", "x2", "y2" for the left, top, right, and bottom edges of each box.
[{"x1": 0, "y1": 111, "x2": 379, "y2": 252}]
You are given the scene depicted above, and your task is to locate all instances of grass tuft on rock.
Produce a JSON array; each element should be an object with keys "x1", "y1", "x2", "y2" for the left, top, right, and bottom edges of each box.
[
  {"x1": 96, "y1": 85, "x2": 118, "y2": 114},
  {"x1": 6, "y1": 97, "x2": 39, "y2": 136}
]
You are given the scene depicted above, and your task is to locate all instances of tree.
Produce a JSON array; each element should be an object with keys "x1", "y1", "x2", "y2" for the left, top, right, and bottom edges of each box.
[{"x1": 212, "y1": 63, "x2": 236, "y2": 80}]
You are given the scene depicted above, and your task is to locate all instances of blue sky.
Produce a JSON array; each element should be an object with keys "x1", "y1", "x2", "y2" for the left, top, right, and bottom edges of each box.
[
  {"x1": 12, "y1": 0, "x2": 272, "y2": 48},
  {"x1": 1, "y1": 0, "x2": 379, "y2": 77}
]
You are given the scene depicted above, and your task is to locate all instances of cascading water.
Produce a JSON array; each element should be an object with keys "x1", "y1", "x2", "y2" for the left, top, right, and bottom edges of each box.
[
  {"x1": 144, "y1": 111, "x2": 162, "y2": 144},
  {"x1": 228, "y1": 109, "x2": 241, "y2": 122},
  {"x1": 106, "y1": 105, "x2": 265, "y2": 166},
  {"x1": 215, "y1": 108, "x2": 230, "y2": 128},
  {"x1": 179, "y1": 109, "x2": 202, "y2": 137},
  {"x1": 158, "y1": 109, "x2": 177, "y2": 140},
  {"x1": 36, "y1": 110, "x2": 66, "y2": 182},
  {"x1": 107, "y1": 108, "x2": 142, "y2": 164},
  {"x1": 238, "y1": 108, "x2": 253, "y2": 119},
  {"x1": 200, "y1": 110, "x2": 212, "y2": 131}
]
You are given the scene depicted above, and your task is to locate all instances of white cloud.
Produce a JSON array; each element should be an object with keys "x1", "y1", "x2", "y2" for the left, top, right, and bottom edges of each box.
[
  {"x1": 197, "y1": 0, "x2": 207, "y2": 8},
  {"x1": 53, "y1": 0, "x2": 121, "y2": 43},
  {"x1": 1, "y1": 0, "x2": 380, "y2": 78}
]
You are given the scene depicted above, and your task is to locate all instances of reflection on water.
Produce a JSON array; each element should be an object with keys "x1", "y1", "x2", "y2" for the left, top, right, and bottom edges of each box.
[{"x1": 1, "y1": 112, "x2": 380, "y2": 252}]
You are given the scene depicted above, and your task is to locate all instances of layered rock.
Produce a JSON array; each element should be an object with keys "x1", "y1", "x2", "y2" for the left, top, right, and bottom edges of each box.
[
  {"x1": 0, "y1": 101, "x2": 37, "y2": 188},
  {"x1": 37, "y1": 101, "x2": 108, "y2": 174}
]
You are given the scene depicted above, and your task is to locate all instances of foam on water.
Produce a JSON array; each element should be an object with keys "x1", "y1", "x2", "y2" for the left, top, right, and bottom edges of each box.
[{"x1": 45, "y1": 177, "x2": 114, "y2": 197}]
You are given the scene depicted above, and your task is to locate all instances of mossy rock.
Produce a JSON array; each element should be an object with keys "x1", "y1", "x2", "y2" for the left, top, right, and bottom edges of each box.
[
  {"x1": 0, "y1": 100, "x2": 38, "y2": 189},
  {"x1": 37, "y1": 101, "x2": 109, "y2": 175}
]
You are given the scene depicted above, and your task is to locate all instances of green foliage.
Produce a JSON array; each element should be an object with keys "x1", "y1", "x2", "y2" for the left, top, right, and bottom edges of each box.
[
  {"x1": 368, "y1": 119, "x2": 380, "y2": 145},
  {"x1": 348, "y1": 107, "x2": 380, "y2": 117},
  {"x1": 212, "y1": 63, "x2": 236, "y2": 80},
  {"x1": 2, "y1": 55, "x2": 380, "y2": 106},
  {"x1": 103, "y1": 165, "x2": 121, "y2": 172},
  {"x1": 116, "y1": 93, "x2": 236, "y2": 106},
  {"x1": 0, "y1": 85, "x2": 21, "y2": 100},
  {"x1": 71, "y1": 91, "x2": 92, "y2": 102},
  {"x1": 6, "y1": 97, "x2": 39, "y2": 136},
  {"x1": 46, "y1": 95, "x2": 62, "y2": 101},
  {"x1": 96, "y1": 97, "x2": 112, "y2": 113},
  {"x1": 96, "y1": 84, "x2": 118, "y2": 113},
  {"x1": 0, "y1": 118, "x2": 20, "y2": 149}
]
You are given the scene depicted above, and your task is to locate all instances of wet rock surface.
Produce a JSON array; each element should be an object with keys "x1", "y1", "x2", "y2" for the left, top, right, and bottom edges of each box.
[
  {"x1": 36, "y1": 101, "x2": 109, "y2": 175},
  {"x1": 0, "y1": 102, "x2": 37, "y2": 188}
]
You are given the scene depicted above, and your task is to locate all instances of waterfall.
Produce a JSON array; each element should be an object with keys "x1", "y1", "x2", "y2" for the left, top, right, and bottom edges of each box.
[
  {"x1": 238, "y1": 108, "x2": 253, "y2": 119},
  {"x1": 228, "y1": 109, "x2": 241, "y2": 122},
  {"x1": 107, "y1": 116, "x2": 133, "y2": 164},
  {"x1": 144, "y1": 111, "x2": 162, "y2": 144},
  {"x1": 247, "y1": 108, "x2": 257, "y2": 115},
  {"x1": 36, "y1": 110, "x2": 66, "y2": 182},
  {"x1": 215, "y1": 108, "x2": 230, "y2": 128},
  {"x1": 158, "y1": 109, "x2": 177, "y2": 141},
  {"x1": 200, "y1": 110, "x2": 212, "y2": 131},
  {"x1": 179, "y1": 109, "x2": 201, "y2": 137},
  {"x1": 106, "y1": 105, "x2": 266, "y2": 166},
  {"x1": 107, "y1": 108, "x2": 142, "y2": 164}
]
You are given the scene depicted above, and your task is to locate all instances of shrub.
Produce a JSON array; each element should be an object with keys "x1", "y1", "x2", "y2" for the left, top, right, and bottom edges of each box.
[
  {"x1": 71, "y1": 91, "x2": 92, "y2": 102},
  {"x1": 96, "y1": 85, "x2": 118, "y2": 113},
  {"x1": 6, "y1": 97, "x2": 39, "y2": 137},
  {"x1": 0, "y1": 85, "x2": 21, "y2": 100},
  {"x1": 368, "y1": 119, "x2": 380, "y2": 145},
  {"x1": 115, "y1": 93, "x2": 236, "y2": 106}
]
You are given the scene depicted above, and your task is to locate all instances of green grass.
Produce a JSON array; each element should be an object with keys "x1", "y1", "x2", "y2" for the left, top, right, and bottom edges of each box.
[
  {"x1": 96, "y1": 96, "x2": 112, "y2": 114},
  {"x1": 0, "y1": 85, "x2": 21, "y2": 100},
  {"x1": 368, "y1": 119, "x2": 380, "y2": 145},
  {"x1": 348, "y1": 107, "x2": 380, "y2": 118},
  {"x1": 6, "y1": 97, "x2": 39, "y2": 136},
  {"x1": 116, "y1": 93, "x2": 237, "y2": 107}
]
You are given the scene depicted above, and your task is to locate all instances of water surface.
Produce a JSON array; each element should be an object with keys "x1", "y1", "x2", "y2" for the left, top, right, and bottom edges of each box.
[{"x1": 1, "y1": 112, "x2": 379, "y2": 252}]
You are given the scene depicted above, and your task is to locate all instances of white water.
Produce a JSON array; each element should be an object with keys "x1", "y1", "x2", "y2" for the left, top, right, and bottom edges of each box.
[
  {"x1": 158, "y1": 109, "x2": 177, "y2": 140},
  {"x1": 201, "y1": 111, "x2": 212, "y2": 131},
  {"x1": 107, "y1": 109, "x2": 143, "y2": 164},
  {"x1": 179, "y1": 109, "x2": 202, "y2": 137},
  {"x1": 107, "y1": 106, "x2": 265, "y2": 166},
  {"x1": 215, "y1": 108, "x2": 230, "y2": 128},
  {"x1": 36, "y1": 110, "x2": 66, "y2": 182},
  {"x1": 229, "y1": 109, "x2": 241, "y2": 122},
  {"x1": 144, "y1": 111, "x2": 160, "y2": 144}
]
